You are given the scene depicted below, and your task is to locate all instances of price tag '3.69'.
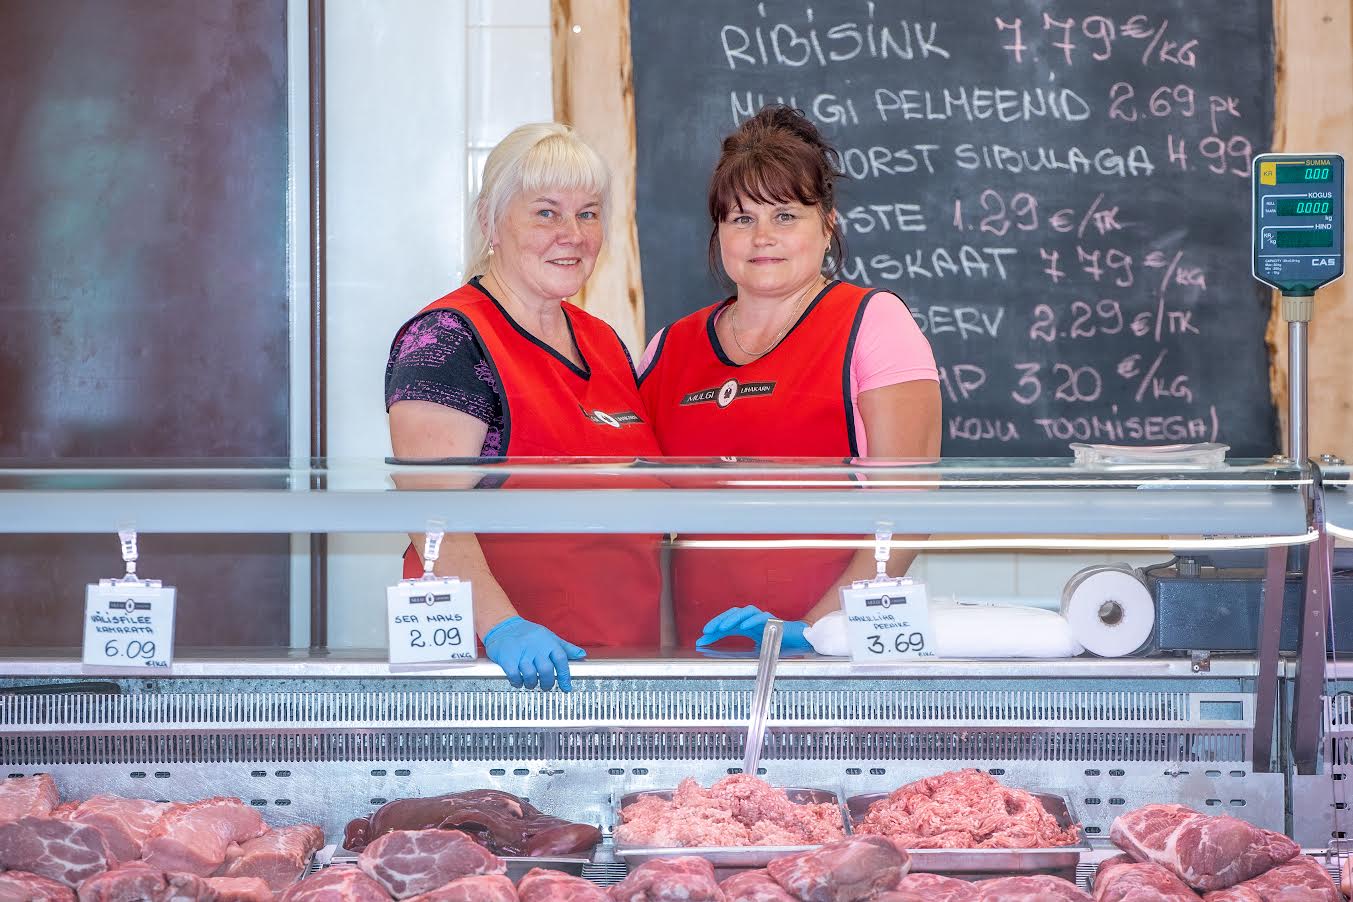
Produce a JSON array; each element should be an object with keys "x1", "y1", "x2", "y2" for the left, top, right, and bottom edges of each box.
[
  {"x1": 386, "y1": 579, "x2": 477, "y2": 666},
  {"x1": 841, "y1": 579, "x2": 935, "y2": 662},
  {"x1": 83, "y1": 582, "x2": 176, "y2": 670}
]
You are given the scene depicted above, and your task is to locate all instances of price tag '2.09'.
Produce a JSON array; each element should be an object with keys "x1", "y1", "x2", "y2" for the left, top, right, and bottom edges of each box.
[
  {"x1": 840, "y1": 579, "x2": 935, "y2": 662},
  {"x1": 386, "y1": 579, "x2": 477, "y2": 666},
  {"x1": 83, "y1": 582, "x2": 176, "y2": 670}
]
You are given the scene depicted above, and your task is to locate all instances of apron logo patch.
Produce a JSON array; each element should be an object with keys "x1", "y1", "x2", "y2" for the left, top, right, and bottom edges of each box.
[
  {"x1": 680, "y1": 378, "x2": 777, "y2": 408},
  {"x1": 581, "y1": 407, "x2": 643, "y2": 427}
]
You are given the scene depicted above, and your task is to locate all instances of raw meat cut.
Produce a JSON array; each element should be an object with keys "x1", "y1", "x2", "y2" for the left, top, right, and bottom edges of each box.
[
  {"x1": 765, "y1": 836, "x2": 910, "y2": 902},
  {"x1": 1093, "y1": 853, "x2": 1200, "y2": 901},
  {"x1": 78, "y1": 864, "x2": 172, "y2": 901},
  {"x1": 69, "y1": 796, "x2": 172, "y2": 862},
  {"x1": 0, "y1": 817, "x2": 115, "y2": 888},
  {"x1": 277, "y1": 867, "x2": 391, "y2": 902},
  {"x1": 49, "y1": 803, "x2": 81, "y2": 820},
  {"x1": 609, "y1": 857, "x2": 724, "y2": 902},
  {"x1": 0, "y1": 871, "x2": 75, "y2": 902},
  {"x1": 1110, "y1": 804, "x2": 1299, "y2": 891},
  {"x1": 855, "y1": 770, "x2": 1079, "y2": 849},
  {"x1": 344, "y1": 790, "x2": 599, "y2": 858},
  {"x1": 615, "y1": 776, "x2": 844, "y2": 847},
  {"x1": 976, "y1": 874, "x2": 1092, "y2": 901},
  {"x1": 405, "y1": 874, "x2": 518, "y2": 902},
  {"x1": 0, "y1": 775, "x2": 59, "y2": 824},
  {"x1": 141, "y1": 797, "x2": 267, "y2": 877},
  {"x1": 219, "y1": 824, "x2": 325, "y2": 890},
  {"x1": 1200, "y1": 855, "x2": 1340, "y2": 901},
  {"x1": 78, "y1": 863, "x2": 270, "y2": 902},
  {"x1": 202, "y1": 875, "x2": 293, "y2": 901},
  {"x1": 877, "y1": 872, "x2": 980, "y2": 901},
  {"x1": 522, "y1": 824, "x2": 601, "y2": 858},
  {"x1": 358, "y1": 829, "x2": 505, "y2": 899},
  {"x1": 719, "y1": 869, "x2": 796, "y2": 902},
  {"x1": 517, "y1": 868, "x2": 608, "y2": 902}
]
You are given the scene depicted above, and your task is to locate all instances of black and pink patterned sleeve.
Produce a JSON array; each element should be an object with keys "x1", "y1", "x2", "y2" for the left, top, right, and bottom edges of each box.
[{"x1": 383, "y1": 310, "x2": 505, "y2": 456}]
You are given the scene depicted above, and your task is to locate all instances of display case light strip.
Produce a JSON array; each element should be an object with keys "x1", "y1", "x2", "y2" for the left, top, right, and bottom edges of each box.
[
  {"x1": 725, "y1": 478, "x2": 1312, "y2": 489},
  {"x1": 672, "y1": 532, "x2": 1318, "y2": 551}
]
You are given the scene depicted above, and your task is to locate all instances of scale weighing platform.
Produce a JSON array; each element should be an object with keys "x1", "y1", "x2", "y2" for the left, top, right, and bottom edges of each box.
[{"x1": 1253, "y1": 153, "x2": 1344, "y2": 295}]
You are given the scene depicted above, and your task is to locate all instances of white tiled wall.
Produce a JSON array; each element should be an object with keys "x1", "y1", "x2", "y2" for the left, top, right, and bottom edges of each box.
[
  {"x1": 316, "y1": 2, "x2": 1166, "y2": 647},
  {"x1": 322, "y1": 0, "x2": 554, "y2": 648}
]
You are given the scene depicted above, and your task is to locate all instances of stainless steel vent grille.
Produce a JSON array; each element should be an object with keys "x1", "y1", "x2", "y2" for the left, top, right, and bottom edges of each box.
[
  {"x1": 1, "y1": 727, "x2": 1248, "y2": 766},
  {"x1": 0, "y1": 688, "x2": 1220, "y2": 734},
  {"x1": 1327, "y1": 738, "x2": 1353, "y2": 766},
  {"x1": 1, "y1": 731, "x2": 547, "y2": 766},
  {"x1": 1325, "y1": 694, "x2": 1353, "y2": 729}
]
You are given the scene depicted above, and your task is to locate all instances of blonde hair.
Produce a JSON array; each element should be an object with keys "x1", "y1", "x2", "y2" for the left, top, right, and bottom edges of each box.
[{"x1": 466, "y1": 123, "x2": 611, "y2": 279}]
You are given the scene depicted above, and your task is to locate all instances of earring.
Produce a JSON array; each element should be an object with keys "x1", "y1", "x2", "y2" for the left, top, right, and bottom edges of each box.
[{"x1": 488, "y1": 246, "x2": 495, "y2": 256}]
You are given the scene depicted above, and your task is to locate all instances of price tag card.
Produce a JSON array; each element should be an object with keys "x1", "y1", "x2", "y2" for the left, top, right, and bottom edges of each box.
[
  {"x1": 841, "y1": 579, "x2": 935, "y2": 662},
  {"x1": 83, "y1": 582, "x2": 176, "y2": 670},
  {"x1": 386, "y1": 578, "x2": 476, "y2": 666}
]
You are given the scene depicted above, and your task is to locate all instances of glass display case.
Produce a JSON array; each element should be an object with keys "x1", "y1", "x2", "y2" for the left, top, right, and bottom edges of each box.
[{"x1": 0, "y1": 457, "x2": 1332, "y2": 881}]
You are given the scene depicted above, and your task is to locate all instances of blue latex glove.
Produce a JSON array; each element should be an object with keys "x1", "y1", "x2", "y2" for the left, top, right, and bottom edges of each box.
[
  {"x1": 695, "y1": 605, "x2": 812, "y2": 653},
  {"x1": 483, "y1": 616, "x2": 587, "y2": 691}
]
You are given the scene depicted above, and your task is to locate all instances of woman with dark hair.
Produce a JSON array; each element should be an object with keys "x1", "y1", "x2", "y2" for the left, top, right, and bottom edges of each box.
[{"x1": 638, "y1": 105, "x2": 941, "y2": 651}]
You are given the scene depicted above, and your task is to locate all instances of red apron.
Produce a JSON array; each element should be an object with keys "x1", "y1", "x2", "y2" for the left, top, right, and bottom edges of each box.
[
  {"x1": 393, "y1": 281, "x2": 662, "y2": 647},
  {"x1": 640, "y1": 281, "x2": 876, "y2": 645}
]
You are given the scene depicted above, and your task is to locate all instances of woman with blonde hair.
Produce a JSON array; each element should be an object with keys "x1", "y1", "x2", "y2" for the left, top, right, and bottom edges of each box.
[{"x1": 386, "y1": 123, "x2": 661, "y2": 690}]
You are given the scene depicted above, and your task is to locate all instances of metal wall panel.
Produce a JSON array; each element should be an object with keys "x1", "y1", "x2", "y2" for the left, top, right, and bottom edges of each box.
[{"x1": 0, "y1": 0, "x2": 292, "y2": 645}]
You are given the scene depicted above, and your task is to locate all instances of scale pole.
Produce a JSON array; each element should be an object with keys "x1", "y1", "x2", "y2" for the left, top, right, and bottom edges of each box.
[{"x1": 1285, "y1": 295, "x2": 1313, "y2": 463}]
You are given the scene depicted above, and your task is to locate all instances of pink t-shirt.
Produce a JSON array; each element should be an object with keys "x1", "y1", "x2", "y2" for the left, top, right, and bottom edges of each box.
[{"x1": 639, "y1": 291, "x2": 938, "y2": 455}]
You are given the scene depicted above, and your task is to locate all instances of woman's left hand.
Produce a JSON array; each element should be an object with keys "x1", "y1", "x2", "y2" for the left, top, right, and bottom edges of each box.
[{"x1": 695, "y1": 605, "x2": 812, "y2": 652}]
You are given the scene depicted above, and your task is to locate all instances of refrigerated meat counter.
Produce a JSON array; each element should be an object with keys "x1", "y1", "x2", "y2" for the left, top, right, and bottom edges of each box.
[
  {"x1": 0, "y1": 456, "x2": 1339, "y2": 887},
  {"x1": 0, "y1": 650, "x2": 1286, "y2": 887}
]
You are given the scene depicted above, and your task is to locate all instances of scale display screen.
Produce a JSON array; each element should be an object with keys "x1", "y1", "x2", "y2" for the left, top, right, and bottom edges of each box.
[
  {"x1": 1274, "y1": 199, "x2": 1333, "y2": 216},
  {"x1": 1273, "y1": 165, "x2": 1333, "y2": 184},
  {"x1": 1253, "y1": 153, "x2": 1344, "y2": 295},
  {"x1": 1274, "y1": 230, "x2": 1335, "y2": 248}
]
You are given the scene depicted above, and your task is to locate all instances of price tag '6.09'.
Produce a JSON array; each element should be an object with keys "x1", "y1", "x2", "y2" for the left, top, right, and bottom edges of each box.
[
  {"x1": 83, "y1": 582, "x2": 176, "y2": 670},
  {"x1": 386, "y1": 579, "x2": 476, "y2": 666},
  {"x1": 840, "y1": 579, "x2": 935, "y2": 662}
]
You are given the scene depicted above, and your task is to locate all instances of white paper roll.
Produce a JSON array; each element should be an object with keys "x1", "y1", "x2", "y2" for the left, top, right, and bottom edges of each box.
[{"x1": 1060, "y1": 564, "x2": 1155, "y2": 657}]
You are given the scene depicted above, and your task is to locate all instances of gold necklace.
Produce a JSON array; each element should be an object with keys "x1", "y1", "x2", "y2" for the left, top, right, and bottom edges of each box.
[{"x1": 729, "y1": 278, "x2": 823, "y2": 359}]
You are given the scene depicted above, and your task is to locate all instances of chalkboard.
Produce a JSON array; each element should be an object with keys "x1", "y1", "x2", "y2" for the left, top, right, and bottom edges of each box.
[{"x1": 631, "y1": 1, "x2": 1277, "y2": 456}]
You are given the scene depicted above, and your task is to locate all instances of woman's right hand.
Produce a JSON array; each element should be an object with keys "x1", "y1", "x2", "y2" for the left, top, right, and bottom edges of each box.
[{"x1": 483, "y1": 616, "x2": 587, "y2": 692}]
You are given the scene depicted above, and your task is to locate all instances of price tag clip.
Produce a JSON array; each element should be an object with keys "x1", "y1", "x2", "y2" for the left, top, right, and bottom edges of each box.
[{"x1": 419, "y1": 519, "x2": 446, "y2": 581}]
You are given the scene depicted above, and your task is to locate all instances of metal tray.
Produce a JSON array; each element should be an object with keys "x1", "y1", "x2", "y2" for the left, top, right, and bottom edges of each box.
[
  {"x1": 846, "y1": 791, "x2": 1090, "y2": 875},
  {"x1": 332, "y1": 851, "x2": 592, "y2": 880},
  {"x1": 613, "y1": 787, "x2": 849, "y2": 868}
]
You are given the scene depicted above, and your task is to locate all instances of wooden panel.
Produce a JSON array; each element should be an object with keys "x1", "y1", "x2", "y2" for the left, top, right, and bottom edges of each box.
[
  {"x1": 551, "y1": 0, "x2": 645, "y2": 354},
  {"x1": 1270, "y1": 0, "x2": 1353, "y2": 460}
]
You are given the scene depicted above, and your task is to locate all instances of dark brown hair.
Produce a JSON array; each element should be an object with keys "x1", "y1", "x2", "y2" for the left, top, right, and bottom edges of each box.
[{"x1": 707, "y1": 105, "x2": 847, "y2": 279}]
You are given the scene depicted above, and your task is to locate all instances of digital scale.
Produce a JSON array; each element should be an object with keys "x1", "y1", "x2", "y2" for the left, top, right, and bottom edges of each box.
[
  {"x1": 1254, "y1": 154, "x2": 1344, "y2": 298},
  {"x1": 1250, "y1": 154, "x2": 1346, "y2": 783},
  {"x1": 1252, "y1": 153, "x2": 1344, "y2": 463}
]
